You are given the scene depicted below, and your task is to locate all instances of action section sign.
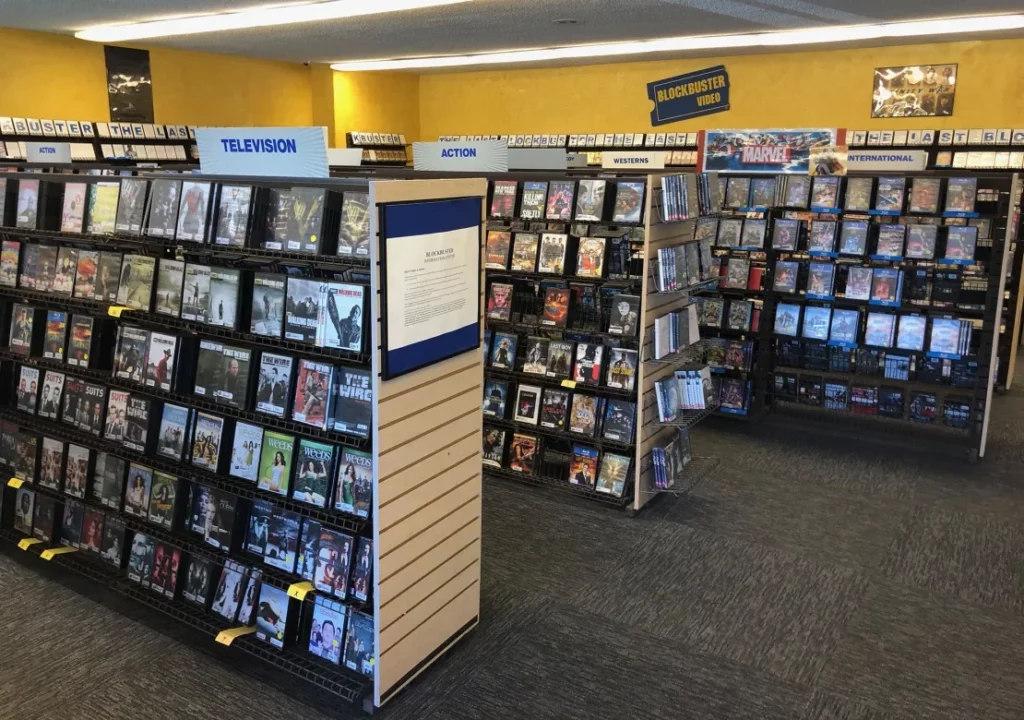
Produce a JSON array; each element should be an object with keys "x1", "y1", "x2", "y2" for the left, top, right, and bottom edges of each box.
[
  {"x1": 702, "y1": 129, "x2": 838, "y2": 174},
  {"x1": 648, "y1": 65, "x2": 730, "y2": 126}
]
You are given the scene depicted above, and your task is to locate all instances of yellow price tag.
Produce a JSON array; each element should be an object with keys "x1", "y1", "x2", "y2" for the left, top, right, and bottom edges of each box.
[
  {"x1": 8, "y1": 477, "x2": 23, "y2": 488},
  {"x1": 17, "y1": 538, "x2": 42, "y2": 551},
  {"x1": 287, "y1": 581, "x2": 315, "y2": 601},
  {"x1": 107, "y1": 306, "x2": 130, "y2": 318},
  {"x1": 561, "y1": 380, "x2": 577, "y2": 389},
  {"x1": 41, "y1": 546, "x2": 77, "y2": 561},
  {"x1": 215, "y1": 626, "x2": 256, "y2": 646}
]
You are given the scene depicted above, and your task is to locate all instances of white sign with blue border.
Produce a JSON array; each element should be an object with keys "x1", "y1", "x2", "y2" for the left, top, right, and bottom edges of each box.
[
  {"x1": 195, "y1": 126, "x2": 329, "y2": 178},
  {"x1": 380, "y1": 197, "x2": 482, "y2": 379}
]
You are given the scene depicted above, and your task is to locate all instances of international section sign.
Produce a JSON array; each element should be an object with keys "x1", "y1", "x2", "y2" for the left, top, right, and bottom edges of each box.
[{"x1": 648, "y1": 65, "x2": 730, "y2": 126}]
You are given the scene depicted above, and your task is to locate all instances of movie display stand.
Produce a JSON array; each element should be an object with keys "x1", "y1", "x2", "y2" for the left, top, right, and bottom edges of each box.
[
  {"x1": 698, "y1": 170, "x2": 1018, "y2": 461},
  {"x1": 0, "y1": 172, "x2": 485, "y2": 712},
  {"x1": 479, "y1": 171, "x2": 721, "y2": 513}
]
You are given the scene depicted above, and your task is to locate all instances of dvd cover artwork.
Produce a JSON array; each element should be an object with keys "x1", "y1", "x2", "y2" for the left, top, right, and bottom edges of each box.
[
  {"x1": 155, "y1": 259, "x2": 185, "y2": 316},
  {"x1": 520, "y1": 181, "x2": 548, "y2": 220},
  {"x1": 14, "y1": 434, "x2": 38, "y2": 485},
  {"x1": 490, "y1": 181, "x2": 517, "y2": 218},
  {"x1": 595, "y1": 453, "x2": 630, "y2": 497},
  {"x1": 538, "y1": 388, "x2": 569, "y2": 429},
  {"x1": 811, "y1": 177, "x2": 840, "y2": 208},
  {"x1": 208, "y1": 267, "x2": 241, "y2": 329},
  {"x1": 150, "y1": 543, "x2": 182, "y2": 599},
  {"x1": 39, "y1": 437, "x2": 64, "y2": 491},
  {"x1": 725, "y1": 177, "x2": 750, "y2": 209},
  {"x1": 191, "y1": 412, "x2": 225, "y2": 471},
  {"x1": 808, "y1": 220, "x2": 837, "y2": 253},
  {"x1": 87, "y1": 182, "x2": 120, "y2": 235},
  {"x1": 18, "y1": 244, "x2": 40, "y2": 289},
  {"x1": 773, "y1": 261, "x2": 799, "y2": 293},
  {"x1": 320, "y1": 283, "x2": 364, "y2": 352},
  {"x1": 145, "y1": 179, "x2": 181, "y2": 238},
  {"x1": 95, "y1": 453, "x2": 126, "y2": 510},
  {"x1": 906, "y1": 225, "x2": 938, "y2": 259},
  {"x1": 569, "y1": 444, "x2": 599, "y2": 487},
  {"x1": 485, "y1": 231, "x2": 512, "y2": 270},
  {"x1": 61, "y1": 183, "x2": 87, "y2": 233},
  {"x1": 716, "y1": 218, "x2": 742, "y2": 248},
  {"x1": 335, "y1": 448, "x2": 372, "y2": 517},
  {"x1": 104, "y1": 390, "x2": 130, "y2": 442},
  {"x1": 99, "y1": 516, "x2": 126, "y2": 567},
  {"x1": 238, "y1": 571, "x2": 262, "y2": 626},
  {"x1": 568, "y1": 393, "x2": 598, "y2": 437},
  {"x1": 183, "y1": 557, "x2": 215, "y2": 607},
  {"x1": 802, "y1": 306, "x2": 832, "y2": 341},
  {"x1": 545, "y1": 340, "x2": 573, "y2": 378},
  {"x1": 839, "y1": 221, "x2": 868, "y2": 255},
  {"x1": 258, "y1": 430, "x2": 295, "y2": 497},
  {"x1": 255, "y1": 584, "x2": 290, "y2": 648},
  {"x1": 310, "y1": 598, "x2": 348, "y2": 664},
  {"x1": 523, "y1": 338, "x2": 549, "y2": 375},
  {"x1": 876, "y1": 225, "x2": 906, "y2": 258},
  {"x1": 844, "y1": 267, "x2": 873, "y2": 301},
  {"x1": 603, "y1": 400, "x2": 635, "y2": 442},
  {"x1": 124, "y1": 463, "x2": 153, "y2": 517},
  {"x1": 157, "y1": 403, "x2": 192, "y2": 462},
  {"x1": 606, "y1": 348, "x2": 638, "y2": 392},
  {"x1": 337, "y1": 192, "x2": 370, "y2": 256},
  {"x1": 64, "y1": 443, "x2": 90, "y2": 498},
  {"x1": 333, "y1": 366, "x2": 371, "y2": 438},
  {"x1": 10, "y1": 304, "x2": 35, "y2": 355},
  {"x1": 246, "y1": 499, "x2": 273, "y2": 554},
  {"x1": 95, "y1": 251, "x2": 122, "y2": 302},
  {"x1": 344, "y1": 611, "x2": 375, "y2": 678},
  {"x1": 15, "y1": 180, "x2": 39, "y2": 229},
  {"x1": 43, "y1": 310, "x2": 67, "y2": 360},
  {"x1": 145, "y1": 332, "x2": 177, "y2": 391},
  {"x1": 909, "y1": 177, "x2": 941, "y2": 214},
  {"x1": 865, "y1": 313, "x2": 897, "y2": 347},
  {"x1": 897, "y1": 315, "x2": 927, "y2": 352},
  {"x1": 574, "y1": 343, "x2": 604, "y2": 385},
  {"x1": 79, "y1": 383, "x2": 106, "y2": 436},
  {"x1": 38, "y1": 370, "x2": 65, "y2": 420},
  {"x1": 740, "y1": 219, "x2": 767, "y2": 249},
  {"x1": 485, "y1": 282, "x2": 513, "y2": 323},
  {"x1": 510, "y1": 233, "x2": 539, "y2": 272},
  {"x1": 251, "y1": 273, "x2": 286, "y2": 337},
  {"x1": 314, "y1": 528, "x2": 354, "y2": 599},
  {"x1": 115, "y1": 255, "x2": 155, "y2": 310},
  {"x1": 845, "y1": 177, "x2": 873, "y2": 212},
  {"x1": 284, "y1": 277, "x2": 321, "y2": 343},
  {"x1": 944, "y1": 227, "x2": 978, "y2": 262},
  {"x1": 214, "y1": 185, "x2": 252, "y2": 247},
  {"x1": 613, "y1": 182, "x2": 645, "y2": 223},
  {"x1": 576, "y1": 237, "x2": 605, "y2": 278},
  {"x1": 829, "y1": 309, "x2": 860, "y2": 345},
  {"x1": 67, "y1": 316, "x2": 93, "y2": 367},
  {"x1": 32, "y1": 496, "x2": 56, "y2": 543},
  {"x1": 176, "y1": 181, "x2": 211, "y2": 242},
  {"x1": 875, "y1": 177, "x2": 906, "y2": 212},
  {"x1": 784, "y1": 176, "x2": 811, "y2": 208},
  {"x1": 181, "y1": 263, "x2": 212, "y2": 322},
  {"x1": 945, "y1": 177, "x2": 978, "y2": 213},
  {"x1": 256, "y1": 352, "x2": 294, "y2": 420},
  {"x1": 12, "y1": 488, "x2": 34, "y2": 536},
  {"x1": 114, "y1": 325, "x2": 148, "y2": 383},
  {"x1": 774, "y1": 303, "x2": 801, "y2": 336},
  {"x1": 545, "y1": 180, "x2": 574, "y2": 221},
  {"x1": 61, "y1": 500, "x2": 84, "y2": 548},
  {"x1": 537, "y1": 233, "x2": 568, "y2": 274},
  {"x1": 115, "y1": 179, "x2": 148, "y2": 234},
  {"x1": 575, "y1": 180, "x2": 606, "y2": 222},
  {"x1": 72, "y1": 249, "x2": 98, "y2": 299},
  {"x1": 264, "y1": 508, "x2": 301, "y2": 572},
  {"x1": 147, "y1": 472, "x2": 178, "y2": 529},
  {"x1": 293, "y1": 439, "x2": 336, "y2": 508},
  {"x1": 807, "y1": 263, "x2": 835, "y2": 297},
  {"x1": 482, "y1": 427, "x2": 506, "y2": 469},
  {"x1": 0, "y1": 240, "x2": 18, "y2": 288},
  {"x1": 26, "y1": 245, "x2": 57, "y2": 292},
  {"x1": 206, "y1": 492, "x2": 237, "y2": 550},
  {"x1": 293, "y1": 360, "x2": 333, "y2": 430},
  {"x1": 211, "y1": 564, "x2": 246, "y2": 621}
]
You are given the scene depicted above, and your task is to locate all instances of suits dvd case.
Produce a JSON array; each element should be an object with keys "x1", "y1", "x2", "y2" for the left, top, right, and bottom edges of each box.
[
  {"x1": 79, "y1": 382, "x2": 106, "y2": 436},
  {"x1": 38, "y1": 370, "x2": 65, "y2": 420},
  {"x1": 103, "y1": 390, "x2": 130, "y2": 442},
  {"x1": 181, "y1": 263, "x2": 212, "y2": 322},
  {"x1": 251, "y1": 273, "x2": 286, "y2": 337},
  {"x1": 144, "y1": 179, "x2": 181, "y2": 238},
  {"x1": 258, "y1": 430, "x2": 295, "y2": 497},
  {"x1": 256, "y1": 352, "x2": 294, "y2": 419},
  {"x1": 213, "y1": 185, "x2": 253, "y2": 247},
  {"x1": 176, "y1": 181, "x2": 212, "y2": 242},
  {"x1": 335, "y1": 448, "x2": 371, "y2": 518},
  {"x1": 337, "y1": 192, "x2": 370, "y2": 256},
  {"x1": 333, "y1": 365, "x2": 371, "y2": 438},
  {"x1": 155, "y1": 259, "x2": 185, "y2": 317}
]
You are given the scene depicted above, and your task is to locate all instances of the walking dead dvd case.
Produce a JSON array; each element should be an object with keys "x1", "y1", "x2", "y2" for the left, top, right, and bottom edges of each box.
[
  {"x1": 251, "y1": 273, "x2": 286, "y2": 337},
  {"x1": 144, "y1": 179, "x2": 182, "y2": 239},
  {"x1": 213, "y1": 185, "x2": 254, "y2": 247}
]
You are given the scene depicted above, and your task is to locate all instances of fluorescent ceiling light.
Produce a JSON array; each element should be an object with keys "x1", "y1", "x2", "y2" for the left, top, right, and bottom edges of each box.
[
  {"x1": 331, "y1": 13, "x2": 1024, "y2": 71},
  {"x1": 75, "y1": 0, "x2": 472, "y2": 42}
]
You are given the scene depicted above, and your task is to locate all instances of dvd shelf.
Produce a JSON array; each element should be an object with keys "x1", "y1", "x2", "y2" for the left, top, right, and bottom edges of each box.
[
  {"x1": 0, "y1": 118, "x2": 196, "y2": 164},
  {"x1": 696, "y1": 170, "x2": 1018, "y2": 460},
  {"x1": 479, "y1": 171, "x2": 722, "y2": 513},
  {"x1": 0, "y1": 172, "x2": 486, "y2": 711}
]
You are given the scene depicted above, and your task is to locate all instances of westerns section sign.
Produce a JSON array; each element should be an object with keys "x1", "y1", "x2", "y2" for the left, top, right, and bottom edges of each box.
[
  {"x1": 648, "y1": 65, "x2": 730, "y2": 126},
  {"x1": 702, "y1": 129, "x2": 838, "y2": 174}
]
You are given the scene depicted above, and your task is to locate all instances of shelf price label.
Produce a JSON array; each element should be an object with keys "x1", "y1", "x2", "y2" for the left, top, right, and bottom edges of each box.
[
  {"x1": 7, "y1": 477, "x2": 23, "y2": 488},
  {"x1": 215, "y1": 626, "x2": 256, "y2": 646},
  {"x1": 18, "y1": 538, "x2": 42, "y2": 551},
  {"x1": 561, "y1": 380, "x2": 577, "y2": 389},
  {"x1": 287, "y1": 581, "x2": 315, "y2": 601},
  {"x1": 41, "y1": 546, "x2": 77, "y2": 561},
  {"x1": 107, "y1": 306, "x2": 131, "y2": 318}
]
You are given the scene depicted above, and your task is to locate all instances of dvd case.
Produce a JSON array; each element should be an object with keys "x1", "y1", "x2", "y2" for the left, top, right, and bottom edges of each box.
[
  {"x1": 337, "y1": 192, "x2": 370, "y2": 256},
  {"x1": 157, "y1": 403, "x2": 193, "y2": 463},
  {"x1": 293, "y1": 359, "x2": 334, "y2": 430},
  {"x1": 181, "y1": 263, "x2": 212, "y2": 322},
  {"x1": 213, "y1": 185, "x2": 252, "y2": 247},
  {"x1": 258, "y1": 430, "x2": 295, "y2": 497},
  {"x1": 115, "y1": 255, "x2": 155, "y2": 310},
  {"x1": 155, "y1": 259, "x2": 185, "y2": 317},
  {"x1": 176, "y1": 181, "x2": 212, "y2": 242},
  {"x1": 251, "y1": 273, "x2": 286, "y2": 337},
  {"x1": 333, "y1": 365, "x2": 371, "y2": 438},
  {"x1": 335, "y1": 448, "x2": 371, "y2": 517},
  {"x1": 145, "y1": 179, "x2": 181, "y2": 238}
]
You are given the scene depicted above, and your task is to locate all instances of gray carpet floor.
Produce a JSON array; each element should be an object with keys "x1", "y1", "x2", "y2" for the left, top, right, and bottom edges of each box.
[{"x1": 4, "y1": 358, "x2": 1024, "y2": 719}]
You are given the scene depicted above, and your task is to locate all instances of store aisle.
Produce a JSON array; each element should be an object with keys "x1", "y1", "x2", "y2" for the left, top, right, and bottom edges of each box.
[{"x1": 3, "y1": 362, "x2": 1024, "y2": 720}]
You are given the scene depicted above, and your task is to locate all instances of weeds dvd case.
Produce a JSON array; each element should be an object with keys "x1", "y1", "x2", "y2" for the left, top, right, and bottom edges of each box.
[
  {"x1": 335, "y1": 447, "x2": 371, "y2": 517},
  {"x1": 258, "y1": 430, "x2": 295, "y2": 497},
  {"x1": 293, "y1": 439, "x2": 336, "y2": 509}
]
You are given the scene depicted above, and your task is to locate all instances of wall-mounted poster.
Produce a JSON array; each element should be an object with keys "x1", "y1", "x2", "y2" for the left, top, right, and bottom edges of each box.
[{"x1": 872, "y1": 64, "x2": 956, "y2": 118}]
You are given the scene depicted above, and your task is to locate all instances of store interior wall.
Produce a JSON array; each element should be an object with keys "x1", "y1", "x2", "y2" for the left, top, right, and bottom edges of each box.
[
  {"x1": 3, "y1": 28, "x2": 1024, "y2": 143},
  {"x1": 0, "y1": 28, "x2": 313, "y2": 128}
]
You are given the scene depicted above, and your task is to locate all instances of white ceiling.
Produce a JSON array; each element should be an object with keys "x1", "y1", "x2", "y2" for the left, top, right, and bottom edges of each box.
[{"x1": 1, "y1": 0, "x2": 1022, "y2": 65}]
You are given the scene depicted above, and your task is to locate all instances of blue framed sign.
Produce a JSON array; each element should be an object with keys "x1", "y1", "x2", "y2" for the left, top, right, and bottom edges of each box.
[
  {"x1": 648, "y1": 65, "x2": 730, "y2": 126},
  {"x1": 380, "y1": 196, "x2": 482, "y2": 380}
]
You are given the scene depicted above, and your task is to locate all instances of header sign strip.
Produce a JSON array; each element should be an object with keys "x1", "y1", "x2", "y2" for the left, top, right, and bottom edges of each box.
[
  {"x1": 196, "y1": 126, "x2": 329, "y2": 178},
  {"x1": 648, "y1": 65, "x2": 730, "y2": 126},
  {"x1": 413, "y1": 140, "x2": 508, "y2": 172},
  {"x1": 702, "y1": 128, "x2": 837, "y2": 174},
  {"x1": 847, "y1": 149, "x2": 928, "y2": 172},
  {"x1": 26, "y1": 141, "x2": 72, "y2": 163},
  {"x1": 601, "y1": 151, "x2": 667, "y2": 170}
]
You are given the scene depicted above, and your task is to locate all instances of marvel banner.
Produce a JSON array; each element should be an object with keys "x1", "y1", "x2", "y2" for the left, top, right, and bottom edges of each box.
[{"x1": 702, "y1": 129, "x2": 838, "y2": 173}]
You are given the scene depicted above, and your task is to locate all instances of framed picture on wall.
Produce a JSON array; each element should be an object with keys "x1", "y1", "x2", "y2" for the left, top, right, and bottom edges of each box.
[{"x1": 872, "y1": 64, "x2": 956, "y2": 118}]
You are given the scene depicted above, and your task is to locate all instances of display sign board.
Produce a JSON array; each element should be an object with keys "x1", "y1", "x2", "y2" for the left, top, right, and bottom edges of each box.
[
  {"x1": 326, "y1": 148, "x2": 364, "y2": 166},
  {"x1": 26, "y1": 141, "x2": 72, "y2": 163},
  {"x1": 601, "y1": 151, "x2": 667, "y2": 170},
  {"x1": 847, "y1": 149, "x2": 928, "y2": 172},
  {"x1": 379, "y1": 197, "x2": 482, "y2": 380},
  {"x1": 195, "y1": 126, "x2": 329, "y2": 178},
  {"x1": 648, "y1": 65, "x2": 730, "y2": 126},
  {"x1": 508, "y1": 148, "x2": 567, "y2": 171},
  {"x1": 413, "y1": 140, "x2": 508, "y2": 172},
  {"x1": 702, "y1": 128, "x2": 837, "y2": 173}
]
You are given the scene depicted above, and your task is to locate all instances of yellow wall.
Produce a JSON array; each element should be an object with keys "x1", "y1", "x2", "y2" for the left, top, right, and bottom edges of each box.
[
  {"x1": 419, "y1": 38, "x2": 1024, "y2": 138},
  {"x1": 332, "y1": 70, "x2": 420, "y2": 145},
  {"x1": 0, "y1": 28, "x2": 313, "y2": 127}
]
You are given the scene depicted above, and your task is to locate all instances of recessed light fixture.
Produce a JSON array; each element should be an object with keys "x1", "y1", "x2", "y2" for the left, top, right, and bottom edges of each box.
[
  {"x1": 331, "y1": 13, "x2": 1024, "y2": 71},
  {"x1": 74, "y1": 0, "x2": 473, "y2": 42}
]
